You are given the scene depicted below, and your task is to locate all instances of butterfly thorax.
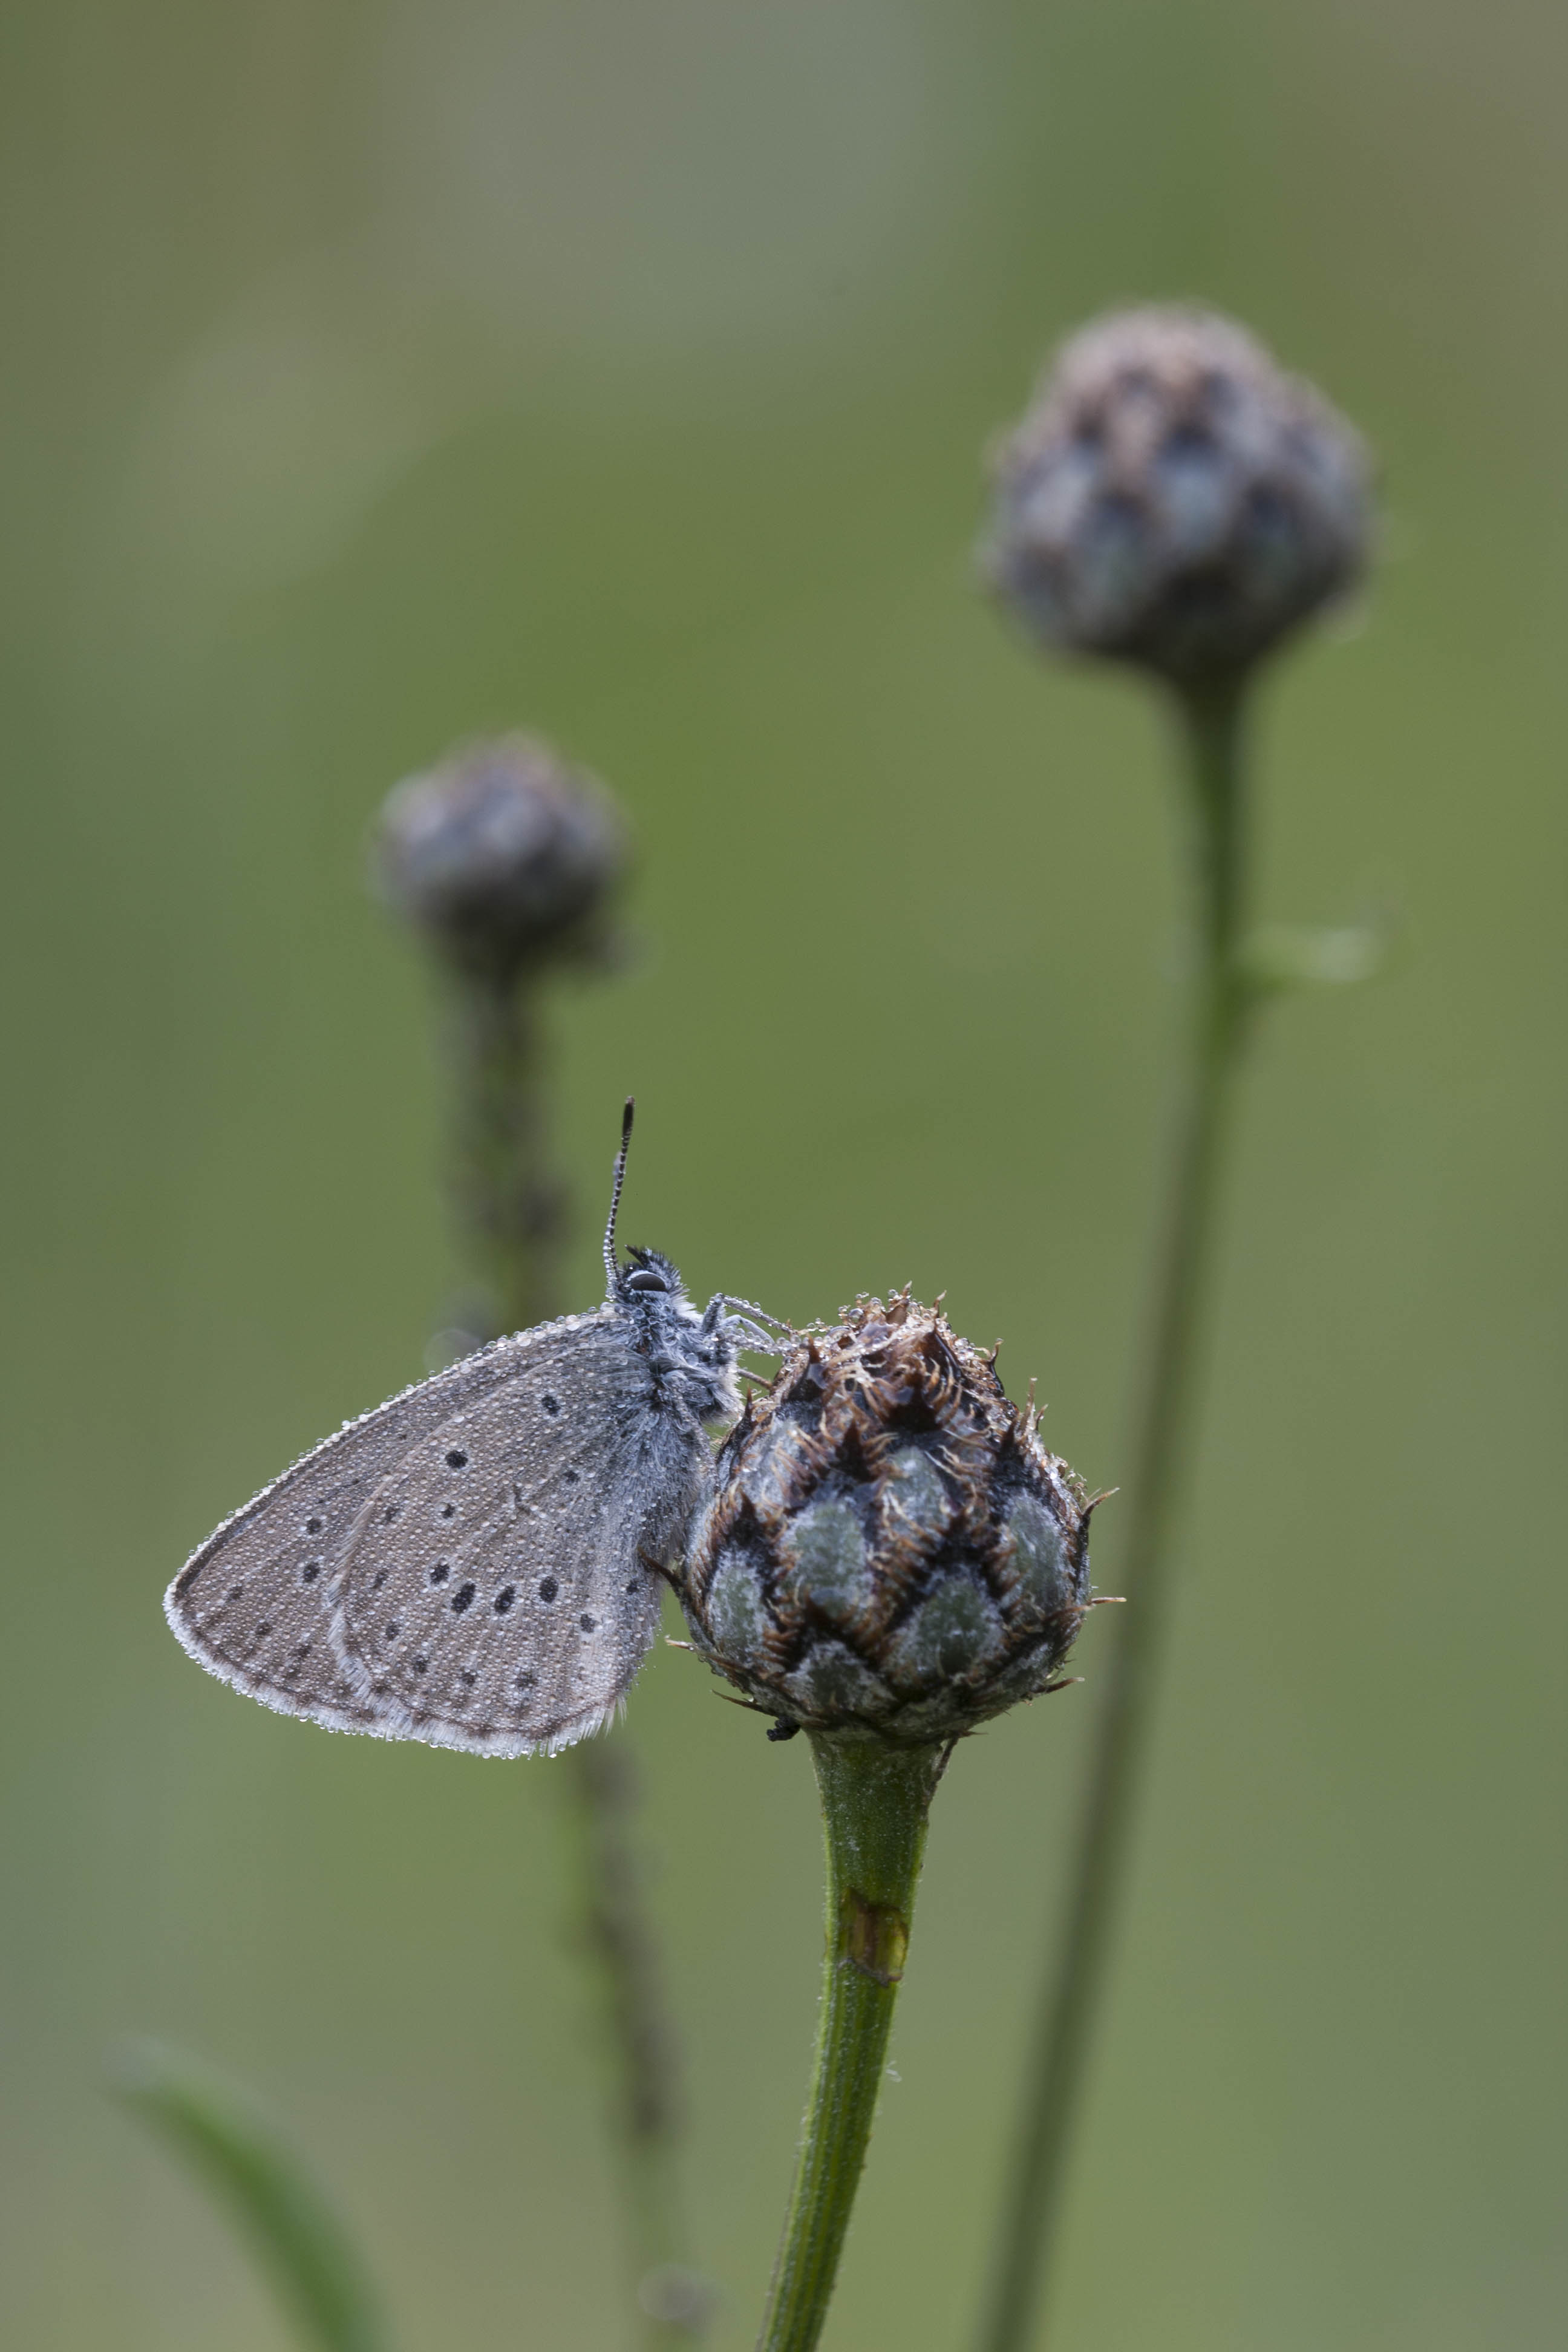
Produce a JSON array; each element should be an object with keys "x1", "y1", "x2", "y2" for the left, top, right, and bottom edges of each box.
[{"x1": 611, "y1": 1247, "x2": 742, "y2": 1429}]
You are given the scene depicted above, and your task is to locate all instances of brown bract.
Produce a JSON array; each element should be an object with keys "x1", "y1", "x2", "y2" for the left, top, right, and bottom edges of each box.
[{"x1": 680, "y1": 1293, "x2": 1095, "y2": 1745}]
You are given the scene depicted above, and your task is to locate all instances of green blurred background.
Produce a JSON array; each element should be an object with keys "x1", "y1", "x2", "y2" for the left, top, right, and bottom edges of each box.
[{"x1": 2, "y1": 2, "x2": 1563, "y2": 2346}]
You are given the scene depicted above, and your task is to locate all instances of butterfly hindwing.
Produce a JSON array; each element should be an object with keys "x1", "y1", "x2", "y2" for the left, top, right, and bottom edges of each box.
[{"x1": 165, "y1": 1311, "x2": 681, "y2": 1754}]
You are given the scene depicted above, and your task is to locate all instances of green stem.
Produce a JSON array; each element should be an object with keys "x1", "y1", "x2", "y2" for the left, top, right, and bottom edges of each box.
[
  {"x1": 442, "y1": 966, "x2": 704, "y2": 2348},
  {"x1": 976, "y1": 677, "x2": 1254, "y2": 2352},
  {"x1": 756, "y1": 1736, "x2": 949, "y2": 2352}
]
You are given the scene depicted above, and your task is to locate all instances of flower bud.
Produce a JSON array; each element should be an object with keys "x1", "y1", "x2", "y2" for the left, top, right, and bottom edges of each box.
[
  {"x1": 981, "y1": 306, "x2": 1371, "y2": 685},
  {"x1": 373, "y1": 734, "x2": 627, "y2": 981},
  {"x1": 680, "y1": 1294, "x2": 1094, "y2": 1745}
]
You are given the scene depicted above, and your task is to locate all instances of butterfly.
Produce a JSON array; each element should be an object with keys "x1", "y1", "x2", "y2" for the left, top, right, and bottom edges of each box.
[{"x1": 165, "y1": 1102, "x2": 783, "y2": 1757}]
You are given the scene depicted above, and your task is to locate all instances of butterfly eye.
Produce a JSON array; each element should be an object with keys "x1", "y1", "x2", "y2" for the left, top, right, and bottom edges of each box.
[{"x1": 624, "y1": 1269, "x2": 667, "y2": 1293}]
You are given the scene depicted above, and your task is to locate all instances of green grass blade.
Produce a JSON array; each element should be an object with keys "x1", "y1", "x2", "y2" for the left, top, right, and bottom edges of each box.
[{"x1": 111, "y1": 2040, "x2": 388, "y2": 2352}]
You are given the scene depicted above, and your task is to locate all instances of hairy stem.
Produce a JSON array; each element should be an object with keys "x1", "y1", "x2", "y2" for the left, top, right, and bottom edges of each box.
[
  {"x1": 756, "y1": 1736, "x2": 949, "y2": 2352},
  {"x1": 976, "y1": 678, "x2": 1253, "y2": 2352},
  {"x1": 443, "y1": 968, "x2": 703, "y2": 2348}
]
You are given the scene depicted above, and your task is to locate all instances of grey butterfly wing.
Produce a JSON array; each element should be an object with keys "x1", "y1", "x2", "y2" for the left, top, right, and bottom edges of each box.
[
  {"x1": 329, "y1": 1322, "x2": 696, "y2": 1756},
  {"x1": 165, "y1": 1310, "x2": 695, "y2": 1756}
]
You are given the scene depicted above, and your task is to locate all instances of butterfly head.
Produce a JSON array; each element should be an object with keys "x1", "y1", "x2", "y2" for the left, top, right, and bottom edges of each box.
[
  {"x1": 598, "y1": 1099, "x2": 778, "y2": 1393},
  {"x1": 613, "y1": 1246, "x2": 689, "y2": 1311},
  {"x1": 602, "y1": 1099, "x2": 691, "y2": 1316}
]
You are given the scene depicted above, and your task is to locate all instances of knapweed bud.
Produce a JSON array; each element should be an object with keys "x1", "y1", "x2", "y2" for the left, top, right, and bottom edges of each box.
[
  {"x1": 981, "y1": 306, "x2": 1371, "y2": 685},
  {"x1": 373, "y1": 734, "x2": 627, "y2": 981},
  {"x1": 681, "y1": 1294, "x2": 1093, "y2": 1744}
]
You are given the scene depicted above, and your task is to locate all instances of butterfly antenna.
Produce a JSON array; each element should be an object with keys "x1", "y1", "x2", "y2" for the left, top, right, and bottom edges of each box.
[{"x1": 603, "y1": 1097, "x2": 635, "y2": 1292}]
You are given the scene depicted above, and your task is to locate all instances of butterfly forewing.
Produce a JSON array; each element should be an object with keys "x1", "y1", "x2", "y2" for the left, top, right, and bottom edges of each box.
[{"x1": 166, "y1": 1311, "x2": 674, "y2": 1756}]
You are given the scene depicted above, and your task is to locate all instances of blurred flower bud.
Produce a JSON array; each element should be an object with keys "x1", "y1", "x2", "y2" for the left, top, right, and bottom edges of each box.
[
  {"x1": 373, "y1": 734, "x2": 628, "y2": 981},
  {"x1": 681, "y1": 1294, "x2": 1094, "y2": 1745},
  {"x1": 981, "y1": 306, "x2": 1372, "y2": 685}
]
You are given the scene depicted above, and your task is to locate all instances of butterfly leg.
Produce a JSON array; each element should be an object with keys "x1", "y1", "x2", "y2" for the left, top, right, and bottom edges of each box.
[
  {"x1": 700, "y1": 1293, "x2": 788, "y2": 1353},
  {"x1": 638, "y1": 1542, "x2": 684, "y2": 1590}
]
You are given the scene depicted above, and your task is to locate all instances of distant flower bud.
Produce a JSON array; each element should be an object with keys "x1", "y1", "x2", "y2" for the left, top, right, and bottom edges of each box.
[
  {"x1": 373, "y1": 735, "x2": 628, "y2": 981},
  {"x1": 681, "y1": 1295, "x2": 1093, "y2": 1745},
  {"x1": 981, "y1": 306, "x2": 1372, "y2": 685}
]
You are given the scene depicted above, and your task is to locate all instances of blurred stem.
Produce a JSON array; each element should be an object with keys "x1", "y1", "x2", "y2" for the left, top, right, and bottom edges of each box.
[
  {"x1": 976, "y1": 677, "x2": 1253, "y2": 2352},
  {"x1": 445, "y1": 967, "x2": 702, "y2": 2350},
  {"x1": 755, "y1": 1736, "x2": 948, "y2": 2352},
  {"x1": 567, "y1": 1740, "x2": 697, "y2": 2343},
  {"x1": 448, "y1": 976, "x2": 567, "y2": 1336}
]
